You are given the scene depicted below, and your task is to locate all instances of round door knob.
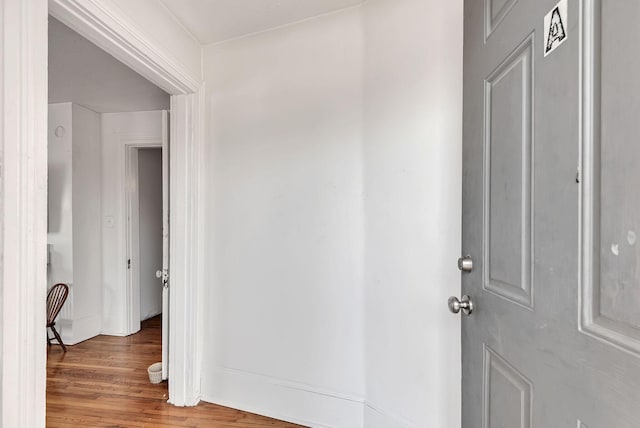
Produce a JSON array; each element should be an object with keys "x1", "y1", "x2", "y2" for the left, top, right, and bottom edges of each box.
[
  {"x1": 448, "y1": 295, "x2": 474, "y2": 315},
  {"x1": 156, "y1": 270, "x2": 163, "y2": 279},
  {"x1": 458, "y1": 256, "x2": 473, "y2": 272}
]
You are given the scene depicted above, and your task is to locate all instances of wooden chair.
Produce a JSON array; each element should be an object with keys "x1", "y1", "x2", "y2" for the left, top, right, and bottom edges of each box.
[{"x1": 47, "y1": 283, "x2": 69, "y2": 352}]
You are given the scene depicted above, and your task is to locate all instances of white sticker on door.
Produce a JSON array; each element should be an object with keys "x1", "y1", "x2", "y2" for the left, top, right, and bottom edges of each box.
[{"x1": 544, "y1": 0, "x2": 568, "y2": 57}]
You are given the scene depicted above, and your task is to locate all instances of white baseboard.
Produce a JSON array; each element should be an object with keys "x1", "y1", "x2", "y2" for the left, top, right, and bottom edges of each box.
[
  {"x1": 56, "y1": 319, "x2": 73, "y2": 345},
  {"x1": 364, "y1": 401, "x2": 414, "y2": 428},
  {"x1": 201, "y1": 367, "x2": 364, "y2": 428},
  {"x1": 57, "y1": 314, "x2": 101, "y2": 345}
]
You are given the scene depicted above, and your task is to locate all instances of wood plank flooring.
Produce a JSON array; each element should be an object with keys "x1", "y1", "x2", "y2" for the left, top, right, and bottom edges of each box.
[{"x1": 47, "y1": 316, "x2": 305, "y2": 428}]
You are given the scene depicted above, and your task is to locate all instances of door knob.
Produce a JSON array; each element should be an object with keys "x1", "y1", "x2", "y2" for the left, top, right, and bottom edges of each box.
[
  {"x1": 448, "y1": 295, "x2": 474, "y2": 315},
  {"x1": 156, "y1": 269, "x2": 169, "y2": 287},
  {"x1": 458, "y1": 256, "x2": 473, "y2": 272}
]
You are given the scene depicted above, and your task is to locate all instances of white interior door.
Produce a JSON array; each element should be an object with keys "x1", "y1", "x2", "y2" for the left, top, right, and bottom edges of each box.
[{"x1": 161, "y1": 110, "x2": 170, "y2": 380}]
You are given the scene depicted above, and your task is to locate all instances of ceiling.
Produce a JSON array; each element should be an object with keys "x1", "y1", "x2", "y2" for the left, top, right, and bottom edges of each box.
[{"x1": 160, "y1": 0, "x2": 364, "y2": 45}]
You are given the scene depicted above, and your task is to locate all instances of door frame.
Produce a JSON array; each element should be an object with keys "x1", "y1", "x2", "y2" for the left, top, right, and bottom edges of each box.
[
  {"x1": 2, "y1": 0, "x2": 203, "y2": 425},
  {"x1": 125, "y1": 141, "x2": 163, "y2": 335},
  {"x1": 50, "y1": 0, "x2": 205, "y2": 407}
]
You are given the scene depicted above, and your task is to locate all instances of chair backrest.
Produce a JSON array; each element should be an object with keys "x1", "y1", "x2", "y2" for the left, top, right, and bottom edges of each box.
[{"x1": 47, "y1": 283, "x2": 69, "y2": 326}]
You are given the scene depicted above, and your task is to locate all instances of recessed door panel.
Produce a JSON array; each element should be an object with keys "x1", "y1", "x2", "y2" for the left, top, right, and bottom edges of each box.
[
  {"x1": 484, "y1": 36, "x2": 533, "y2": 309},
  {"x1": 581, "y1": 0, "x2": 640, "y2": 356},
  {"x1": 485, "y1": 0, "x2": 519, "y2": 40},
  {"x1": 483, "y1": 347, "x2": 532, "y2": 428}
]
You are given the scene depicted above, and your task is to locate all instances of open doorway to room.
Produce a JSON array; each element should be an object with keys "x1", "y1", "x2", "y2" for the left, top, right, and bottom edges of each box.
[
  {"x1": 133, "y1": 147, "x2": 164, "y2": 325},
  {"x1": 45, "y1": 15, "x2": 172, "y2": 423}
]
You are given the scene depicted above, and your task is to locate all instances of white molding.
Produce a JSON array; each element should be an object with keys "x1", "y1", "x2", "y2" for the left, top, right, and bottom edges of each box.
[
  {"x1": 125, "y1": 146, "x2": 141, "y2": 334},
  {"x1": 203, "y1": 367, "x2": 365, "y2": 428},
  {"x1": 194, "y1": 82, "x2": 207, "y2": 405},
  {"x1": 364, "y1": 401, "x2": 415, "y2": 428},
  {"x1": 2, "y1": 0, "x2": 49, "y2": 427},
  {"x1": 60, "y1": 314, "x2": 102, "y2": 345},
  {"x1": 168, "y1": 92, "x2": 202, "y2": 406},
  {"x1": 48, "y1": 0, "x2": 200, "y2": 94}
]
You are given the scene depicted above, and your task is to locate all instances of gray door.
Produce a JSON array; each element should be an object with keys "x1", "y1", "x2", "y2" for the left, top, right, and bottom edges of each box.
[{"x1": 459, "y1": 0, "x2": 640, "y2": 426}]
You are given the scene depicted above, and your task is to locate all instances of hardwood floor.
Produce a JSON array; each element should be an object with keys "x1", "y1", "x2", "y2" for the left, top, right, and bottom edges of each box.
[{"x1": 47, "y1": 316, "x2": 305, "y2": 428}]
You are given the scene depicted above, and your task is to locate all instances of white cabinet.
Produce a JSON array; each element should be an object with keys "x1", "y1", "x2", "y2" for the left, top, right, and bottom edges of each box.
[{"x1": 48, "y1": 103, "x2": 102, "y2": 345}]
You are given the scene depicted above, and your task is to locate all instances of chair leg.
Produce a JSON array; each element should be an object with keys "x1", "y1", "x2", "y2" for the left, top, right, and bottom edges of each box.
[
  {"x1": 50, "y1": 324, "x2": 67, "y2": 352},
  {"x1": 47, "y1": 328, "x2": 51, "y2": 347}
]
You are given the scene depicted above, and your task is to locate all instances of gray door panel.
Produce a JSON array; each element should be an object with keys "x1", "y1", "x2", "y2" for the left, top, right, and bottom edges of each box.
[{"x1": 462, "y1": 0, "x2": 640, "y2": 426}]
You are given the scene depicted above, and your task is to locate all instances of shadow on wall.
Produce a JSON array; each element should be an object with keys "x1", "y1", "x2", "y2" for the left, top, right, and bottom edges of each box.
[{"x1": 48, "y1": 164, "x2": 66, "y2": 233}]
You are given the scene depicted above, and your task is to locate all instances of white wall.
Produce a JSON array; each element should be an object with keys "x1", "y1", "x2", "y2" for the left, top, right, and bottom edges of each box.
[
  {"x1": 70, "y1": 104, "x2": 103, "y2": 343},
  {"x1": 201, "y1": 1, "x2": 463, "y2": 426},
  {"x1": 202, "y1": 6, "x2": 365, "y2": 427},
  {"x1": 101, "y1": 111, "x2": 164, "y2": 335},
  {"x1": 362, "y1": 0, "x2": 462, "y2": 426},
  {"x1": 49, "y1": 17, "x2": 170, "y2": 113},
  {"x1": 0, "y1": 0, "x2": 3, "y2": 400},
  {"x1": 48, "y1": 102, "x2": 103, "y2": 345},
  {"x1": 138, "y1": 148, "x2": 163, "y2": 320},
  {"x1": 48, "y1": 103, "x2": 74, "y2": 286}
]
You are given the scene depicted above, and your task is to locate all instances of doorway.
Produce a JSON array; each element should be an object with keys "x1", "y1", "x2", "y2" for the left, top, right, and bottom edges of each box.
[
  {"x1": 6, "y1": 0, "x2": 200, "y2": 424},
  {"x1": 46, "y1": 14, "x2": 172, "y2": 411},
  {"x1": 45, "y1": 0, "x2": 203, "y2": 408},
  {"x1": 134, "y1": 147, "x2": 164, "y2": 324},
  {"x1": 47, "y1": 15, "x2": 170, "y2": 338},
  {"x1": 119, "y1": 111, "x2": 171, "y2": 380}
]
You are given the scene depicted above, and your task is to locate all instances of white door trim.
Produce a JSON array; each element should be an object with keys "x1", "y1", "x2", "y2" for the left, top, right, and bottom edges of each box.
[
  {"x1": 125, "y1": 141, "x2": 163, "y2": 336},
  {"x1": 3, "y1": 1, "x2": 203, "y2": 424},
  {"x1": 126, "y1": 146, "x2": 142, "y2": 334},
  {"x1": 167, "y1": 92, "x2": 204, "y2": 406},
  {"x1": 1, "y1": 0, "x2": 49, "y2": 427}
]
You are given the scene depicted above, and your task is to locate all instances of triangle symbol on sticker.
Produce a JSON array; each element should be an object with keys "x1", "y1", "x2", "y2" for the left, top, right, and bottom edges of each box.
[{"x1": 546, "y1": 6, "x2": 567, "y2": 54}]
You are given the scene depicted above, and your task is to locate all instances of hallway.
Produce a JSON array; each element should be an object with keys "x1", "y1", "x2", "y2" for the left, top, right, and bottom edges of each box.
[{"x1": 46, "y1": 317, "x2": 304, "y2": 427}]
